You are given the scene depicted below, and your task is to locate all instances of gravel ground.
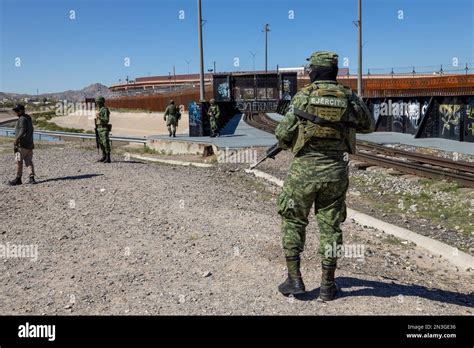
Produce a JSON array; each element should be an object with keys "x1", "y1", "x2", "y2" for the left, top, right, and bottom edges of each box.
[
  {"x1": 346, "y1": 168, "x2": 474, "y2": 255},
  {"x1": 0, "y1": 143, "x2": 472, "y2": 315},
  {"x1": 251, "y1": 148, "x2": 474, "y2": 255},
  {"x1": 385, "y1": 143, "x2": 474, "y2": 163}
]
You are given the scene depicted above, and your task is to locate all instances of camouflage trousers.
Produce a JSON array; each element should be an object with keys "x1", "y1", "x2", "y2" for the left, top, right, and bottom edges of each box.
[
  {"x1": 166, "y1": 116, "x2": 178, "y2": 135},
  {"x1": 167, "y1": 124, "x2": 176, "y2": 135},
  {"x1": 277, "y1": 161, "x2": 349, "y2": 266},
  {"x1": 209, "y1": 116, "x2": 218, "y2": 132},
  {"x1": 97, "y1": 127, "x2": 110, "y2": 154}
]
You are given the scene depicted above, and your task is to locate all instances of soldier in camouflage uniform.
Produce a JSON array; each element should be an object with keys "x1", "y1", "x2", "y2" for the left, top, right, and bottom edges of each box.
[
  {"x1": 207, "y1": 99, "x2": 221, "y2": 137},
  {"x1": 164, "y1": 100, "x2": 181, "y2": 137},
  {"x1": 95, "y1": 96, "x2": 111, "y2": 163},
  {"x1": 275, "y1": 51, "x2": 375, "y2": 300}
]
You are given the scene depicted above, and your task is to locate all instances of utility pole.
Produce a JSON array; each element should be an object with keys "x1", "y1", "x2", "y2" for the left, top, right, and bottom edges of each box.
[
  {"x1": 185, "y1": 59, "x2": 191, "y2": 75},
  {"x1": 173, "y1": 66, "x2": 177, "y2": 89},
  {"x1": 197, "y1": 0, "x2": 205, "y2": 101},
  {"x1": 263, "y1": 24, "x2": 270, "y2": 72},
  {"x1": 357, "y1": 0, "x2": 363, "y2": 96},
  {"x1": 249, "y1": 51, "x2": 257, "y2": 72},
  {"x1": 213, "y1": 61, "x2": 216, "y2": 74}
]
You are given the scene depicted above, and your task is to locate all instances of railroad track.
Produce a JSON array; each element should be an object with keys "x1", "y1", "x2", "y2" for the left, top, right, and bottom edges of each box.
[{"x1": 244, "y1": 112, "x2": 474, "y2": 188}]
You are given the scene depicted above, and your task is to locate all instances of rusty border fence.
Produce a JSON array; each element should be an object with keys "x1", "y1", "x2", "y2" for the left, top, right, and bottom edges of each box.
[{"x1": 107, "y1": 87, "x2": 213, "y2": 112}]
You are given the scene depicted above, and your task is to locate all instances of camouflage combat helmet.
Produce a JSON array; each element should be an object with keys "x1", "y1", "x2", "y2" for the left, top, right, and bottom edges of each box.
[
  {"x1": 210, "y1": 98, "x2": 215, "y2": 104},
  {"x1": 170, "y1": 100, "x2": 175, "y2": 104},
  {"x1": 96, "y1": 96, "x2": 105, "y2": 104},
  {"x1": 305, "y1": 51, "x2": 338, "y2": 68}
]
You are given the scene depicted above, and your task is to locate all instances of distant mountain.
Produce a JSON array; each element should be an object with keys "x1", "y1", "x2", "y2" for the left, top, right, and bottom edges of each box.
[{"x1": 0, "y1": 83, "x2": 111, "y2": 102}]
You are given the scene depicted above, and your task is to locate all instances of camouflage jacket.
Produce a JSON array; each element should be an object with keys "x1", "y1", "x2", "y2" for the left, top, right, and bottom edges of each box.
[
  {"x1": 208, "y1": 105, "x2": 220, "y2": 119},
  {"x1": 164, "y1": 105, "x2": 180, "y2": 121},
  {"x1": 275, "y1": 81, "x2": 374, "y2": 156},
  {"x1": 95, "y1": 106, "x2": 110, "y2": 128}
]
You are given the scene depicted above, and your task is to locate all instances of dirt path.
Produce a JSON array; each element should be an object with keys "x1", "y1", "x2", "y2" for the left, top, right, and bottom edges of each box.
[
  {"x1": 51, "y1": 110, "x2": 189, "y2": 136},
  {"x1": 0, "y1": 113, "x2": 17, "y2": 126},
  {"x1": 0, "y1": 144, "x2": 472, "y2": 315}
]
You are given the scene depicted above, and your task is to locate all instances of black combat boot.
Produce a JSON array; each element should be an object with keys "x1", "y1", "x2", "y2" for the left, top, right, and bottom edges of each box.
[
  {"x1": 319, "y1": 264, "x2": 338, "y2": 301},
  {"x1": 8, "y1": 176, "x2": 22, "y2": 186},
  {"x1": 28, "y1": 176, "x2": 36, "y2": 184},
  {"x1": 104, "y1": 153, "x2": 111, "y2": 163},
  {"x1": 97, "y1": 150, "x2": 106, "y2": 162},
  {"x1": 172, "y1": 131, "x2": 176, "y2": 137},
  {"x1": 278, "y1": 255, "x2": 305, "y2": 296}
]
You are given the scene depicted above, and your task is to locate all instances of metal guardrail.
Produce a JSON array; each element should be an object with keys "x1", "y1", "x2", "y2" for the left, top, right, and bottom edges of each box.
[{"x1": 0, "y1": 127, "x2": 147, "y2": 144}]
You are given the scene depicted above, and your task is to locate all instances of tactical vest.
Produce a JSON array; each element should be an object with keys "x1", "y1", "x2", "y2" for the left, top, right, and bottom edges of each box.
[
  {"x1": 292, "y1": 82, "x2": 352, "y2": 154},
  {"x1": 208, "y1": 105, "x2": 219, "y2": 117},
  {"x1": 168, "y1": 105, "x2": 178, "y2": 116},
  {"x1": 95, "y1": 106, "x2": 110, "y2": 127}
]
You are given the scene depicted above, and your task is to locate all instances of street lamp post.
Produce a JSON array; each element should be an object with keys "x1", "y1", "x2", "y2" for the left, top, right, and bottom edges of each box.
[
  {"x1": 185, "y1": 59, "x2": 191, "y2": 75},
  {"x1": 357, "y1": 0, "x2": 363, "y2": 96},
  {"x1": 249, "y1": 51, "x2": 257, "y2": 72},
  {"x1": 263, "y1": 24, "x2": 270, "y2": 72},
  {"x1": 197, "y1": 0, "x2": 205, "y2": 101}
]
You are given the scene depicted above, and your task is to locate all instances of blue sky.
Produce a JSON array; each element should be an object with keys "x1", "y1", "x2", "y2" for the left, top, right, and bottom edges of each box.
[{"x1": 1, "y1": 0, "x2": 473, "y2": 94}]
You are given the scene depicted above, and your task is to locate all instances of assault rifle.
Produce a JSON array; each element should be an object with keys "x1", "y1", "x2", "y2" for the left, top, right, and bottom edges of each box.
[
  {"x1": 249, "y1": 142, "x2": 282, "y2": 170},
  {"x1": 94, "y1": 125, "x2": 100, "y2": 154}
]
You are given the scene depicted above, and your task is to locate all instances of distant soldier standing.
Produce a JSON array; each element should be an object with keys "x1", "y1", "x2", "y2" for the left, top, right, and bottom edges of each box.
[
  {"x1": 95, "y1": 96, "x2": 111, "y2": 163},
  {"x1": 275, "y1": 51, "x2": 375, "y2": 300},
  {"x1": 164, "y1": 100, "x2": 180, "y2": 137},
  {"x1": 8, "y1": 104, "x2": 35, "y2": 186},
  {"x1": 207, "y1": 99, "x2": 220, "y2": 137}
]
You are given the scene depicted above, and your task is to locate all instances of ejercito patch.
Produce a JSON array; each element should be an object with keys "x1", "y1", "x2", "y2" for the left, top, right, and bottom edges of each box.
[{"x1": 310, "y1": 97, "x2": 347, "y2": 108}]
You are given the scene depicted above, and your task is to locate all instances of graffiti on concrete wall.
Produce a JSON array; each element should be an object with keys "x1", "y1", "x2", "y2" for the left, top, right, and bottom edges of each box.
[
  {"x1": 438, "y1": 98, "x2": 462, "y2": 139},
  {"x1": 370, "y1": 95, "x2": 473, "y2": 142},
  {"x1": 188, "y1": 102, "x2": 201, "y2": 127},
  {"x1": 236, "y1": 100, "x2": 279, "y2": 113},
  {"x1": 440, "y1": 105, "x2": 461, "y2": 135},
  {"x1": 372, "y1": 98, "x2": 429, "y2": 134},
  {"x1": 465, "y1": 97, "x2": 474, "y2": 141},
  {"x1": 282, "y1": 79, "x2": 293, "y2": 101},
  {"x1": 406, "y1": 101, "x2": 421, "y2": 130},
  {"x1": 217, "y1": 82, "x2": 230, "y2": 99}
]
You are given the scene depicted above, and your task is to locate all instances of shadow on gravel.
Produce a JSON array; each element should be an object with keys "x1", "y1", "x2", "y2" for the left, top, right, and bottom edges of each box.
[
  {"x1": 36, "y1": 174, "x2": 103, "y2": 184},
  {"x1": 296, "y1": 277, "x2": 474, "y2": 308},
  {"x1": 111, "y1": 160, "x2": 144, "y2": 164}
]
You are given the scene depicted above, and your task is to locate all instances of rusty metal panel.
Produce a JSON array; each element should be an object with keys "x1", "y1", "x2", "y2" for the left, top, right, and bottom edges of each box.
[{"x1": 107, "y1": 87, "x2": 212, "y2": 112}]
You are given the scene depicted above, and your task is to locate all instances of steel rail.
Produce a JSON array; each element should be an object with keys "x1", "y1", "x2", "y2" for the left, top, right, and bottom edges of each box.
[
  {"x1": 244, "y1": 113, "x2": 474, "y2": 187},
  {"x1": 356, "y1": 142, "x2": 474, "y2": 174}
]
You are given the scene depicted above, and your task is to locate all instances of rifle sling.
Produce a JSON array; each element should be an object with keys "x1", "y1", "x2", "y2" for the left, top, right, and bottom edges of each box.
[{"x1": 293, "y1": 108, "x2": 357, "y2": 131}]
